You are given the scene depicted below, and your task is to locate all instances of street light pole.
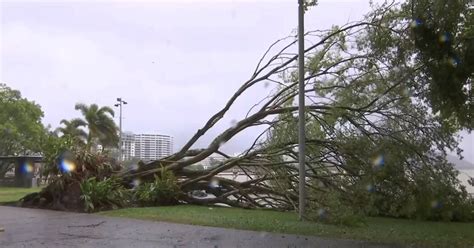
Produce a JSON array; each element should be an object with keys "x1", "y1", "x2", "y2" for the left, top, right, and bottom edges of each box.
[
  {"x1": 297, "y1": 0, "x2": 306, "y2": 221},
  {"x1": 115, "y1": 98, "x2": 127, "y2": 161}
]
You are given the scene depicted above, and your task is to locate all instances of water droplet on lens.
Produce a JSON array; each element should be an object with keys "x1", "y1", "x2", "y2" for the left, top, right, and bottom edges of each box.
[
  {"x1": 410, "y1": 19, "x2": 422, "y2": 29},
  {"x1": 438, "y1": 33, "x2": 450, "y2": 43},
  {"x1": 60, "y1": 159, "x2": 76, "y2": 173},
  {"x1": 132, "y1": 178, "x2": 141, "y2": 188},
  {"x1": 366, "y1": 183, "x2": 375, "y2": 193},
  {"x1": 318, "y1": 181, "x2": 325, "y2": 188},
  {"x1": 230, "y1": 119, "x2": 238, "y2": 128},
  {"x1": 448, "y1": 57, "x2": 459, "y2": 67},
  {"x1": 431, "y1": 200, "x2": 442, "y2": 209},
  {"x1": 372, "y1": 154, "x2": 385, "y2": 169},
  {"x1": 317, "y1": 208, "x2": 326, "y2": 218},
  {"x1": 21, "y1": 162, "x2": 33, "y2": 174},
  {"x1": 209, "y1": 179, "x2": 220, "y2": 189}
]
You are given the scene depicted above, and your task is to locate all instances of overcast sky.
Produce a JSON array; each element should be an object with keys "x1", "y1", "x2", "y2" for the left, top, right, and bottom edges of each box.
[{"x1": 1, "y1": 0, "x2": 472, "y2": 162}]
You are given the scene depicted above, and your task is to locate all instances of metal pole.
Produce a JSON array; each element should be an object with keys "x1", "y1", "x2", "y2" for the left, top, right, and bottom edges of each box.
[
  {"x1": 297, "y1": 0, "x2": 306, "y2": 221},
  {"x1": 119, "y1": 101, "x2": 123, "y2": 161}
]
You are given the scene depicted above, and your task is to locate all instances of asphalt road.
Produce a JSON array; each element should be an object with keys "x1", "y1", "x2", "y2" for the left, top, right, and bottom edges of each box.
[{"x1": 0, "y1": 206, "x2": 401, "y2": 248}]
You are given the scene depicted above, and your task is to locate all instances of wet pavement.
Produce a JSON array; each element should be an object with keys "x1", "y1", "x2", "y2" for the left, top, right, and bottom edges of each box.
[{"x1": 0, "y1": 206, "x2": 400, "y2": 247}]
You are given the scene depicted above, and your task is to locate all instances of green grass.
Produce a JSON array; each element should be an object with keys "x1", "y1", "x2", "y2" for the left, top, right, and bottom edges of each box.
[
  {"x1": 0, "y1": 187, "x2": 40, "y2": 204},
  {"x1": 101, "y1": 205, "x2": 474, "y2": 247}
]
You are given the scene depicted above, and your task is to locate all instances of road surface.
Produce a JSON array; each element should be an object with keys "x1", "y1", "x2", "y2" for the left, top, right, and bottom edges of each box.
[{"x1": 0, "y1": 206, "x2": 401, "y2": 248}]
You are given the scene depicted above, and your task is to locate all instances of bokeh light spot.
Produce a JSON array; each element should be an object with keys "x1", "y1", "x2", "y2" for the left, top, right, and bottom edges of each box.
[
  {"x1": 372, "y1": 154, "x2": 385, "y2": 169},
  {"x1": 60, "y1": 159, "x2": 76, "y2": 173},
  {"x1": 448, "y1": 57, "x2": 459, "y2": 67},
  {"x1": 403, "y1": 87, "x2": 411, "y2": 97},
  {"x1": 230, "y1": 119, "x2": 238, "y2": 128},
  {"x1": 132, "y1": 178, "x2": 141, "y2": 188},
  {"x1": 410, "y1": 19, "x2": 422, "y2": 28},
  {"x1": 317, "y1": 208, "x2": 326, "y2": 219},
  {"x1": 366, "y1": 183, "x2": 375, "y2": 193},
  {"x1": 21, "y1": 162, "x2": 34, "y2": 174},
  {"x1": 431, "y1": 200, "x2": 442, "y2": 209},
  {"x1": 318, "y1": 181, "x2": 325, "y2": 188},
  {"x1": 438, "y1": 32, "x2": 450, "y2": 43},
  {"x1": 209, "y1": 179, "x2": 220, "y2": 189}
]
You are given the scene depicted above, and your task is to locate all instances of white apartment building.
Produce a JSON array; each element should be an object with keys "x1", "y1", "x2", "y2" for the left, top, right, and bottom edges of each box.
[
  {"x1": 121, "y1": 132, "x2": 173, "y2": 161},
  {"x1": 121, "y1": 132, "x2": 136, "y2": 161}
]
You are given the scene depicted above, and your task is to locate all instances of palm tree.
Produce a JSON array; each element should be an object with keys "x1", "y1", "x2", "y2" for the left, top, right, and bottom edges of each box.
[
  {"x1": 56, "y1": 119, "x2": 88, "y2": 145},
  {"x1": 74, "y1": 103, "x2": 119, "y2": 150}
]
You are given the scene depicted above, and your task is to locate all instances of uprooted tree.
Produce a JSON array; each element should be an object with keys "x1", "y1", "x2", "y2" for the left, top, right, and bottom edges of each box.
[{"x1": 23, "y1": 1, "x2": 474, "y2": 222}]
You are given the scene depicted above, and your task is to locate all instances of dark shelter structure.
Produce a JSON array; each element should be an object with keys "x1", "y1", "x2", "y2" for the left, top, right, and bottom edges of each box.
[{"x1": 0, "y1": 155, "x2": 43, "y2": 187}]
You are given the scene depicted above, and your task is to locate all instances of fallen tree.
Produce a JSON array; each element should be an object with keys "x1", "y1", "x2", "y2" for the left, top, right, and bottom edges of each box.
[{"x1": 22, "y1": 1, "x2": 473, "y2": 222}]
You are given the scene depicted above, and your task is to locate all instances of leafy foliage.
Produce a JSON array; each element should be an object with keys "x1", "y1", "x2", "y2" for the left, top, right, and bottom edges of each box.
[
  {"x1": 41, "y1": 134, "x2": 75, "y2": 178},
  {"x1": 409, "y1": 0, "x2": 474, "y2": 129},
  {"x1": 55, "y1": 119, "x2": 87, "y2": 146},
  {"x1": 362, "y1": 1, "x2": 474, "y2": 130},
  {"x1": 0, "y1": 83, "x2": 47, "y2": 177},
  {"x1": 80, "y1": 177, "x2": 129, "y2": 212},
  {"x1": 262, "y1": 3, "x2": 473, "y2": 221},
  {"x1": 134, "y1": 170, "x2": 180, "y2": 206},
  {"x1": 307, "y1": 186, "x2": 366, "y2": 226},
  {"x1": 74, "y1": 103, "x2": 119, "y2": 150}
]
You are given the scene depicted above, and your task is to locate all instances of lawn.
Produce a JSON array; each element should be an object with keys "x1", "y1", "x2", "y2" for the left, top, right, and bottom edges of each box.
[
  {"x1": 0, "y1": 187, "x2": 40, "y2": 204},
  {"x1": 101, "y1": 205, "x2": 474, "y2": 247}
]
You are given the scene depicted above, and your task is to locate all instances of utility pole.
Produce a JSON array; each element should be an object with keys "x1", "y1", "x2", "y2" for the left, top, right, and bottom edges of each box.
[
  {"x1": 297, "y1": 0, "x2": 306, "y2": 221},
  {"x1": 115, "y1": 98, "x2": 127, "y2": 161}
]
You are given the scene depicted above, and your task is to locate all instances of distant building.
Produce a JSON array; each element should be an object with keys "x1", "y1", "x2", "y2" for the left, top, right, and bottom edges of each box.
[
  {"x1": 121, "y1": 132, "x2": 136, "y2": 161},
  {"x1": 200, "y1": 153, "x2": 226, "y2": 169},
  {"x1": 120, "y1": 132, "x2": 173, "y2": 162}
]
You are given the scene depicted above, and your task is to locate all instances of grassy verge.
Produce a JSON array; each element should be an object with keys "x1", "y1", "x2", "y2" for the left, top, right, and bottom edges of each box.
[
  {"x1": 101, "y1": 205, "x2": 474, "y2": 247},
  {"x1": 0, "y1": 187, "x2": 41, "y2": 204}
]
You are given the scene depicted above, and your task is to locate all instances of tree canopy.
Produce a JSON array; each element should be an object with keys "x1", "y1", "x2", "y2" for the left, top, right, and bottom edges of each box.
[
  {"x1": 56, "y1": 119, "x2": 88, "y2": 146},
  {"x1": 74, "y1": 103, "x2": 119, "y2": 150},
  {"x1": 0, "y1": 83, "x2": 47, "y2": 177},
  {"x1": 0, "y1": 83, "x2": 46, "y2": 156},
  {"x1": 364, "y1": 0, "x2": 474, "y2": 130}
]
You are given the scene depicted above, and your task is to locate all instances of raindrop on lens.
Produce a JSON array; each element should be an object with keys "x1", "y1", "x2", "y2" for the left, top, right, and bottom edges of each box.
[
  {"x1": 372, "y1": 154, "x2": 385, "y2": 169},
  {"x1": 438, "y1": 33, "x2": 450, "y2": 43},
  {"x1": 318, "y1": 181, "x2": 325, "y2": 188},
  {"x1": 60, "y1": 159, "x2": 76, "y2": 173},
  {"x1": 317, "y1": 208, "x2": 326, "y2": 218},
  {"x1": 366, "y1": 183, "x2": 375, "y2": 193},
  {"x1": 403, "y1": 87, "x2": 411, "y2": 97},
  {"x1": 132, "y1": 178, "x2": 141, "y2": 188},
  {"x1": 431, "y1": 200, "x2": 442, "y2": 209},
  {"x1": 230, "y1": 119, "x2": 238, "y2": 128},
  {"x1": 209, "y1": 179, "x2": 220, "y2": 189},
  {"x1": 448, "y1": 57, "x2": 459, "y2": 67},
  {"x1": 410, "y1": 19, "x2": 422, "y2": 28},
  {"x1": 22, "y1": 162, "x2": 33, "y2": 174}
]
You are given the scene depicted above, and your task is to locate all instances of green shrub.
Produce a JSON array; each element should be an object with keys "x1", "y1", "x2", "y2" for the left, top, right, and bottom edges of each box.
[
  {"x1": 306, "y1": 188, "x2": 366, "y2": 226},
  {"x1": 80, "y1": 177, "x2": 129, "y2": 212},
  {"x1": 134, "y1": 170, "x2": 180, "y2": 206}
]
